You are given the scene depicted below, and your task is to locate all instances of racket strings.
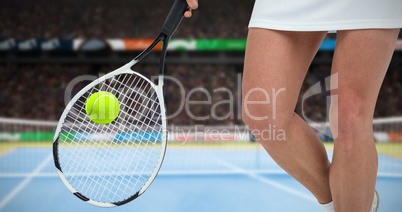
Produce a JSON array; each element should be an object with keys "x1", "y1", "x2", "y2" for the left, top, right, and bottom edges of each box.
[
  {"x1": 57, "y1": 73, "x2": 164, "y2": 203},
  {"x1": 69, "y1": 77, "x2": 162, "y2": 133},
  {"x1": 63, "y1": 88, "x2": 158, "y2": 201}
]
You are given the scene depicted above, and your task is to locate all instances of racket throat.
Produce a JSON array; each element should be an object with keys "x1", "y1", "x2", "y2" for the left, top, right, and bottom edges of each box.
[
  {"x1": 133, "y1": 34, "x2": 163, "y2": 61},
  {"x1": 158, "y1": 36, "x2": 169, "y2": 84}
]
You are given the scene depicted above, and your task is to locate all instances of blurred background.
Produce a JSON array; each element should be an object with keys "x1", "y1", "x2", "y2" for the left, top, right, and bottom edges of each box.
[{"x1": 0, "y1": 0, "x2": 402, "y2": 211}]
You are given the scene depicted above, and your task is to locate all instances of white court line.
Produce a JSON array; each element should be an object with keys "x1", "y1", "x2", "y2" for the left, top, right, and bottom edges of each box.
[
  {"x1": 1, "y1": 170, "x2": 401, "y2": 178},
  {"x1": 0, "y1": 148, "x2": 16, "y2": 158},
  {"x1": 0, "y1": 173, "x2": 58, "y2": 178},
  {"x1": 0, "y1": 154, "x2": 52, "y2": 211},
  {"x1": 0, "y1": 170, "x2": 287, "y2": 178},
  {"x1": 216, "y1": 159, "x2": 317, "y2": 202},
  {"x1": 377, "y1": 172, "x2": 402, "y2": 178}
]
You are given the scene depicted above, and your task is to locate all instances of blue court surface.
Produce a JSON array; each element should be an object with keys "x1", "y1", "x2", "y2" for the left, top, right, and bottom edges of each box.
[{"x1": 0, "y1": 146, "x2": 401, "y2": 212}]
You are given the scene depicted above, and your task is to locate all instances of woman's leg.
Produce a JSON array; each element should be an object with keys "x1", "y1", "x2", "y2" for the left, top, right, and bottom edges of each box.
[
  {"x1": 329, "y1": 29, "x2": 400, "y2": 212},
  {"x1": 242, "y1": 28, "x2": 332, "y2": 203}
]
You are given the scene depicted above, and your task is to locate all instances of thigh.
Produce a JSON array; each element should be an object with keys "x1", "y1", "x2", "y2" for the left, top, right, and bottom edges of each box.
[
  {"x1": 242, "y1": 28, "x2": 327, "y2": 125},
  {"x1": 330, "y1": 29, "x2": 400, "y2": 137}
]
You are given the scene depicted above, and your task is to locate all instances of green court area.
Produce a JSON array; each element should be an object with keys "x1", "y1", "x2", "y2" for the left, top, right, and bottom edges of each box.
[
  {"x1": 322, "y1": 142, "x2": 402, "y2": 159},
  {"x1": 1, "y1": 141, "x2": 402, "y2": 159}
]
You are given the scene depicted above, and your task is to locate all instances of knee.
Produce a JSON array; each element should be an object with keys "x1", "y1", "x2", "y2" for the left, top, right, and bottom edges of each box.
[
  {"x1": 242, "y1": 102, "x2": 291, "y2": 131},
  {"x1": 241, "y1": 85, "x2": 291, "y2": 142},
  {"x1": 242, "y1": 105, "x2": 271, "y2": 133},
  {"x1": 242, "y1": 104, "x2": 292, "y2": 143},
  {"x1": 242, "y1": 92, "x2": 290, "y2": 129},
  {"x1": 329, "y1": 98, "x2": 373, "y2": 152}
]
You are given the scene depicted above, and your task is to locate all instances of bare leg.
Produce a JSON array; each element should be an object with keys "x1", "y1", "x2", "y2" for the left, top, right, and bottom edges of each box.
[
  {"x1": 242, "y1": 28, "x2": 332, "y2": 203},
  {"x1": 329, "y1": 29, "x2": 400, "y2": 212}
]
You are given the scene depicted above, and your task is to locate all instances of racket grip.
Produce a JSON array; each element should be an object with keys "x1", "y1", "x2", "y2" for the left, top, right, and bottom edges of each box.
[{"x1": 161, "y1": 0, "x2": 188, "y2": 38}]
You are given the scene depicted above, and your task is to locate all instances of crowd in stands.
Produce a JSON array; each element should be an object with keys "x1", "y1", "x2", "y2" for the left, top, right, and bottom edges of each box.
[
  {"x1": 376, "y1": 63, "x2": 402, "y2": 117},
  {"x1": 0, "y1": 64, "x2": 239, "y2": 125},
  {"x1": 1, "y1": 62, "x2": 401, "y2": 125},
  {"x1": 0, "y1": 0, "x2": 253, "y2": 39},
  {"x1": 1, "y1": 0, "x2": 400, "y2": 39},
  {"x1": 0, "y1": 64, "x2": 89, "y2": 120}
]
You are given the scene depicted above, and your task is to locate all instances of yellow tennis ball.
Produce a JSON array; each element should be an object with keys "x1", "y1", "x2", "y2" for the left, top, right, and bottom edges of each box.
[{"x1": 85, "y1": 91, "x2": 120, "y2": 124}]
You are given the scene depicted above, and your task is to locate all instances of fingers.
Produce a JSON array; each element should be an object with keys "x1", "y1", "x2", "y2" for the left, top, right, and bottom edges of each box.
[
  {"x1": 184, "y1": 10, "x2": 192, "y2": 18},
  {"x1": 187, "y1": 0, "x2": 198, "y2": 9},
  {"x1": 185, "y1": 0, "x2": 198, "y2": 18}
]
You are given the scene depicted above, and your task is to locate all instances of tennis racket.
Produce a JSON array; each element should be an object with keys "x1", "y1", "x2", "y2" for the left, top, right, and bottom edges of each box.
[{"x1": 52, "y1": 0, "x2": 188, "y2": 207}]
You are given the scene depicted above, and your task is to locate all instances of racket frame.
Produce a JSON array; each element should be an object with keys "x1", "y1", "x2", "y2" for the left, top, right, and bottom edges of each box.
[
  {"x1": 53, "y1": 57, "x2": 167, "y2": 207},
  {"x1": 53, "y1": 0, "x2": 188, "y2": 206}
]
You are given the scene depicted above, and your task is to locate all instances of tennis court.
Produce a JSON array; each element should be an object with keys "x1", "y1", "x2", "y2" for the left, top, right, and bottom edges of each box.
[{"x1": 1, "y1": 143, "x2": 401, "y2": 212}]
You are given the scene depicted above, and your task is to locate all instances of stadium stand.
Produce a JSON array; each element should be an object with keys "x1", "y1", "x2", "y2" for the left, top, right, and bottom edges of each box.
[
  {"x1": 1, "y1": 0, "x2": 399, "y2": 39},
  {"x1": 1, "y1": 60, "x2": 401, "y2": 125}
]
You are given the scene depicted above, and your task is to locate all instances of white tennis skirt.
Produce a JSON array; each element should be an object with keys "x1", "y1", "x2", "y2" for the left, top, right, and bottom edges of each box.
[{"x1": 249, "y1": 0, "x2": 402, "y2": 32}]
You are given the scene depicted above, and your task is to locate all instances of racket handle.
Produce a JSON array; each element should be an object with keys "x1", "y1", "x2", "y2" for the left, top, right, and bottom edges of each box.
[{"x1": 161, "y1": 0, "x2": 188, "y2": 39}]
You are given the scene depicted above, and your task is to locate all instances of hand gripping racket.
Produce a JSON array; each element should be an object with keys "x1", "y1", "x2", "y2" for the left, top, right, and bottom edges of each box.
[{"x1": 53, "y1": 0, "x2": 188, "y2": 207}]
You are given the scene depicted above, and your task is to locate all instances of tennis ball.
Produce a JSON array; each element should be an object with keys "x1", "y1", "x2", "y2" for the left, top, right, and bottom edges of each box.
[{"x1": 85, "y1": 91, "x2": 120, "y2": 124}]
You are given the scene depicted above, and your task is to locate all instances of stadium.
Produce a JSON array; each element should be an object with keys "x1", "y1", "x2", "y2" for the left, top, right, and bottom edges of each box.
[{"x1": 0, "y1": 0, "x2": 401, "y2": 211}]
